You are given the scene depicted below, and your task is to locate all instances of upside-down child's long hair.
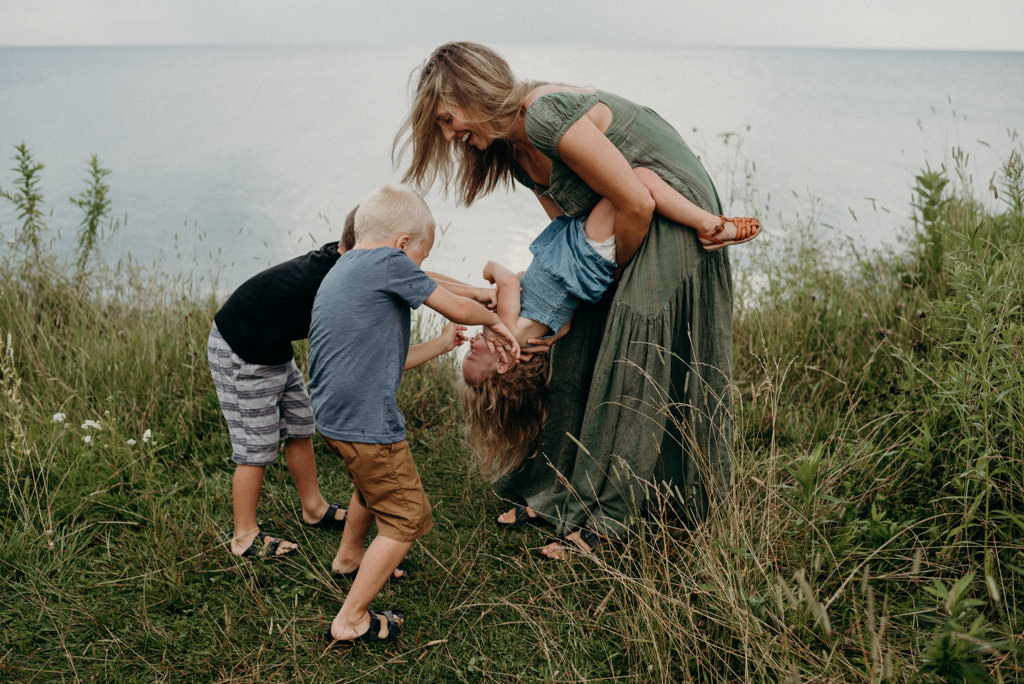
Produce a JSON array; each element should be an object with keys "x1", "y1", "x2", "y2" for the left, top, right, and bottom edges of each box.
[{"x1": 458, "y1": 353, "x2": 550, "y2": 479}]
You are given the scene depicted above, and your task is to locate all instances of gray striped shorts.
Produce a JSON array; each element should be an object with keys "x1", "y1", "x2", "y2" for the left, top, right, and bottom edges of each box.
[{"x1": 207, "y1": 322, "x2": 315, "y2": 465}]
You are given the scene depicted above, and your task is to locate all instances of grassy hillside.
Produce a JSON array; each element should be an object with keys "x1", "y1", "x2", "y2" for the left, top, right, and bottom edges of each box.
[{"x1": 1, "y1": 141, "x2": 1021, "y2": 682}]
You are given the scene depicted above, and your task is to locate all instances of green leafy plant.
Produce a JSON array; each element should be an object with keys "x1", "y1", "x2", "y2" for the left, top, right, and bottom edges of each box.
[
  {"x1": 69, "y1": 153, "x2": 114, "y2": 276},
  {"x1": 1, "y1": 142, "x2": 48, "y2": 265}
]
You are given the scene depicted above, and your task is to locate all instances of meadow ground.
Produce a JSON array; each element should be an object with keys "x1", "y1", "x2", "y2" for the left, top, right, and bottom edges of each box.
[{"x1": 2, "y1": 141, "x2": 1022, "y2": 682}]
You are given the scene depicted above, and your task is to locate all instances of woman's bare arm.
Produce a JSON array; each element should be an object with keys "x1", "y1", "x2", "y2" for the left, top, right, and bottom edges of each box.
[
  {"x1": 536, "y1": 193, "x2": 563, "y2": 220},
  {"x1": 556, "y1": 107, "x2": 655, "y2": 265}
]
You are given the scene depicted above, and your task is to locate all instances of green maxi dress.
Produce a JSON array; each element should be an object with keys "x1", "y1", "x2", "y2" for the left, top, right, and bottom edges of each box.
[{"x1": 494, "y1": 90, "x2": 734, "y2": 537}]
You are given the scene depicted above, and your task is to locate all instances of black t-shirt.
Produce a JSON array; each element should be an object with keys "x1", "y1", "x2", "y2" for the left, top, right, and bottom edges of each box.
[{"x1": 214, "y1": 242, "x2": 341, "y2": 365}]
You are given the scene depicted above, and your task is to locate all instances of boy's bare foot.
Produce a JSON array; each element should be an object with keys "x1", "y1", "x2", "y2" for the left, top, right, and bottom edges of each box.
[
  {"x1": 234, "y1": 530, "x2": 298, "y2": 558},
  {"x1": 303, "y1": 501, "x2": 347, "y2": 530},
  {"x1": 332, "y1": 561, "x2": 409, "y2": 582},
  {"x1": 327, "y1": 609, "x2": 404, "y2": 644}
]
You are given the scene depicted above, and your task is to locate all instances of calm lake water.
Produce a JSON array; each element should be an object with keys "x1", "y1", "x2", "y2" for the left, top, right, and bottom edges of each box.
[{"x1": 1, "y1": 44, "x2": 1021, "y2": 293}]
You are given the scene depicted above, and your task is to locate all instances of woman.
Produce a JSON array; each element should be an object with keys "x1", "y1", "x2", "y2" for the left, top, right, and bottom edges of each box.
[{"x1": 396, "y1": 42, "x2": 735, "y2": 559}]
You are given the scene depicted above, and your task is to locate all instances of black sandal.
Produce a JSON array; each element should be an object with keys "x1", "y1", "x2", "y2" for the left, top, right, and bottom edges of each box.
[
  {"x1": 495, "y1": 504, "x2": 547, "y2": 529},
  {"x1": 304, "y1": 502, "x2": 347, "y2": 531},
  {"x1": 240, "y1": 530, "x2": 296, "y2": 559},
  {"x1": 325, "y1": 609, "x2": 404, "y2": 645}
]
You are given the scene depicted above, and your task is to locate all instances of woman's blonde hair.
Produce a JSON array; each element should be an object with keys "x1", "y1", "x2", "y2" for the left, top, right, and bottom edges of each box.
[
  {"x1": 458, "y1": 353, "x2": 550, "y2": 479},
  {"x1": 394, "y1": 41, "x2": 543, "y2": 206}
]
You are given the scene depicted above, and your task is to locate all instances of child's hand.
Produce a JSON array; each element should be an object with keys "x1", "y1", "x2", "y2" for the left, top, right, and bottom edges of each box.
[
  {"x1": 473, "y1": 287, "x2": 498, "y2": 311},
  {"x1": 522, "y1": 320, "x2": 570, "y2": 353},
  {"x1": 439, "y1": 323, "x2": 468, "y2": 353},
  {"x1": 482, "y1": 320, "x2": 520, "y2": 363}
]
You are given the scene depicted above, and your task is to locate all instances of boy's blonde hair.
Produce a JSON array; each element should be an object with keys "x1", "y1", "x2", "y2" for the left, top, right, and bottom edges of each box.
[
  {"x1": 458, "y1": 354, "x2": 549, "y2": 479},
  {"x1": 394, "y1": 41, "x2": 544, "y2": 206},
  {"x1": 355, "y1": 184, "x2": 435, "y2": 245}
]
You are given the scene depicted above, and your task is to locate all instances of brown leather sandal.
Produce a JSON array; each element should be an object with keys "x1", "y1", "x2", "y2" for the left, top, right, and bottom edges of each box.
[{"x1": 699, "y1": 216, "x2": 762, "y2": 251}]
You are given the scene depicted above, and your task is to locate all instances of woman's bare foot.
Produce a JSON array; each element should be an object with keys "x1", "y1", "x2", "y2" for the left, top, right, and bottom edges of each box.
[
  {"x1": 496, "y1": 504, "x2": 543, "y2": 528},
  {"x1": 539, "y1": 538, "x2": 568, "y2": 560},
  {"x1": 538, "y1": 529, "x2": 597, "y2": 560}
]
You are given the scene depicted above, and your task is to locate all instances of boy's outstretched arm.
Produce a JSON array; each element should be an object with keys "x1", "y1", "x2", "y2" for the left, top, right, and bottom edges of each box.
[
  {"x1": 424, "y1": 270, "x2": 496, "y2": 310},
  {"x1": 423, "y1": 285, "x2": 520, "y2": 362},
  {"x1": 405, "y1": 322, "x2": 467, "y2": 370}
]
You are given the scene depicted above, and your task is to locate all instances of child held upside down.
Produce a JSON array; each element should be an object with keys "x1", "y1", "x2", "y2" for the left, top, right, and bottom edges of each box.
[{"x1": 455, "y1": 167, "x2": 761, "y2": 479}]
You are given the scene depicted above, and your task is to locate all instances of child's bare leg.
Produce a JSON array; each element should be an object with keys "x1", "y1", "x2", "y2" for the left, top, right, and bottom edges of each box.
[
  {"x1": 632, "y1": 167, "x2": 760, "y2": 248},
  {"x1": 581, "y1": 196, "x2": 618, "y2": 243},
  {"x1": 331, "y1": 494, "x2": 408, "y2": 580},
  {"x1": 231, "y1": 464, "x2": 297, "y2": 556},
  {"x1": 283, "y1": 437, "x2": 345, "y2": 526},
  {"x1": 632, "y1": 167, "x2": 720, "y2": 234},
  {"x1": 332, "y1": 493, "x2": 372, "y2": 574},
  {"x1": 329, "y1": 536, "x2": 412, "y2": 640}
]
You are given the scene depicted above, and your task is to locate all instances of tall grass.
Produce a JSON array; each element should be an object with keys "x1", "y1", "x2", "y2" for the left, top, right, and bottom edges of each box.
[{"x1": 1, "y1": 139, "x2": 1022, "y2": 682}]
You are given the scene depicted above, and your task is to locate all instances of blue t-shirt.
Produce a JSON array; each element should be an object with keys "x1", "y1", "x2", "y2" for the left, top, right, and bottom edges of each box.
[{"x1": 308, "y1": 247, "x2": 437, "y2": 444}]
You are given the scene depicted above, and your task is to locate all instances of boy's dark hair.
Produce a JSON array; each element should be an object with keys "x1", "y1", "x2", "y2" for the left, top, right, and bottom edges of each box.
[{"x1": 341, "y1": 205, "x2": 358, "y2": 251}]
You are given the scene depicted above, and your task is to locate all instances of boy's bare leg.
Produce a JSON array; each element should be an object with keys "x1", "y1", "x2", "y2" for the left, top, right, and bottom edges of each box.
[
  {"x1": 332, "y1": 493, "x2": 372, "y2": 574},
  {"x1": 283, "y1": 437, "x2": 345, "y2": 526},
  {"x1": 331, "y1": 494, "x2": 410, "y2": 580},
  {"x1": 329, "y1": 536, "x2": 413, "y2": 640},
  {"x1": 231, "y1": 464, "x2": 297, "y2": 556}
]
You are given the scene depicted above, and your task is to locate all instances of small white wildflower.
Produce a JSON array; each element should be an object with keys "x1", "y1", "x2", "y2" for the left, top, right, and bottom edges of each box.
[
  {"x1": 142, "y1": 429, "x2": 152, "y2": 443},
  {"x1": 126, "y1": 439, "x2": 137, "y2": 446},
  {"x1": 82, "y1": 419, "x2": 102, "y2": 430},
  {"x1": 83, "y1": 435, "x2": 92, "y2": 444},
  {"x1": 52, "y1": 413, "x2": 66, "y2": 423}
]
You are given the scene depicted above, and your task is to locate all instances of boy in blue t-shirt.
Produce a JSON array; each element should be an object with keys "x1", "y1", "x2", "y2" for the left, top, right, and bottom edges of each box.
[
  {"x1": 310, "y1": 184, "x2": 518, "y2": 645},
  {"x1": 208, "y1": 207, "x2": 466, "y2": 559}
]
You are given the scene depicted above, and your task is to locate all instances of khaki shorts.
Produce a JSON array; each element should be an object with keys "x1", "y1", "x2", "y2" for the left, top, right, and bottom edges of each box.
[{"x1": 320, "y1": 436, "x2": 433, "y2": 542}]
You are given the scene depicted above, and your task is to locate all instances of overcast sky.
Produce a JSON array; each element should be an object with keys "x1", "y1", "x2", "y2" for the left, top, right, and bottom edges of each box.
[{"x1": 2, "y1": 0, "x2": 1022, "y2": 51}]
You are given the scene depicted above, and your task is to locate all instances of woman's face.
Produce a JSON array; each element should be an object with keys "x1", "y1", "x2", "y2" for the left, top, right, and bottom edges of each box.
[
  {"x1": 461, "y1": 333, "x2": 500, "y2": 385},
  {"x1": 434, "y1": 102, "x2": 495, "y2": 151}
]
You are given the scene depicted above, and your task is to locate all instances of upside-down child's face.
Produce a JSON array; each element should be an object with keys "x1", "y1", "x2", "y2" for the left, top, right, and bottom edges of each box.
[{"x1": 461, "y1": 333, "x2": 501, "y2": 385}]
